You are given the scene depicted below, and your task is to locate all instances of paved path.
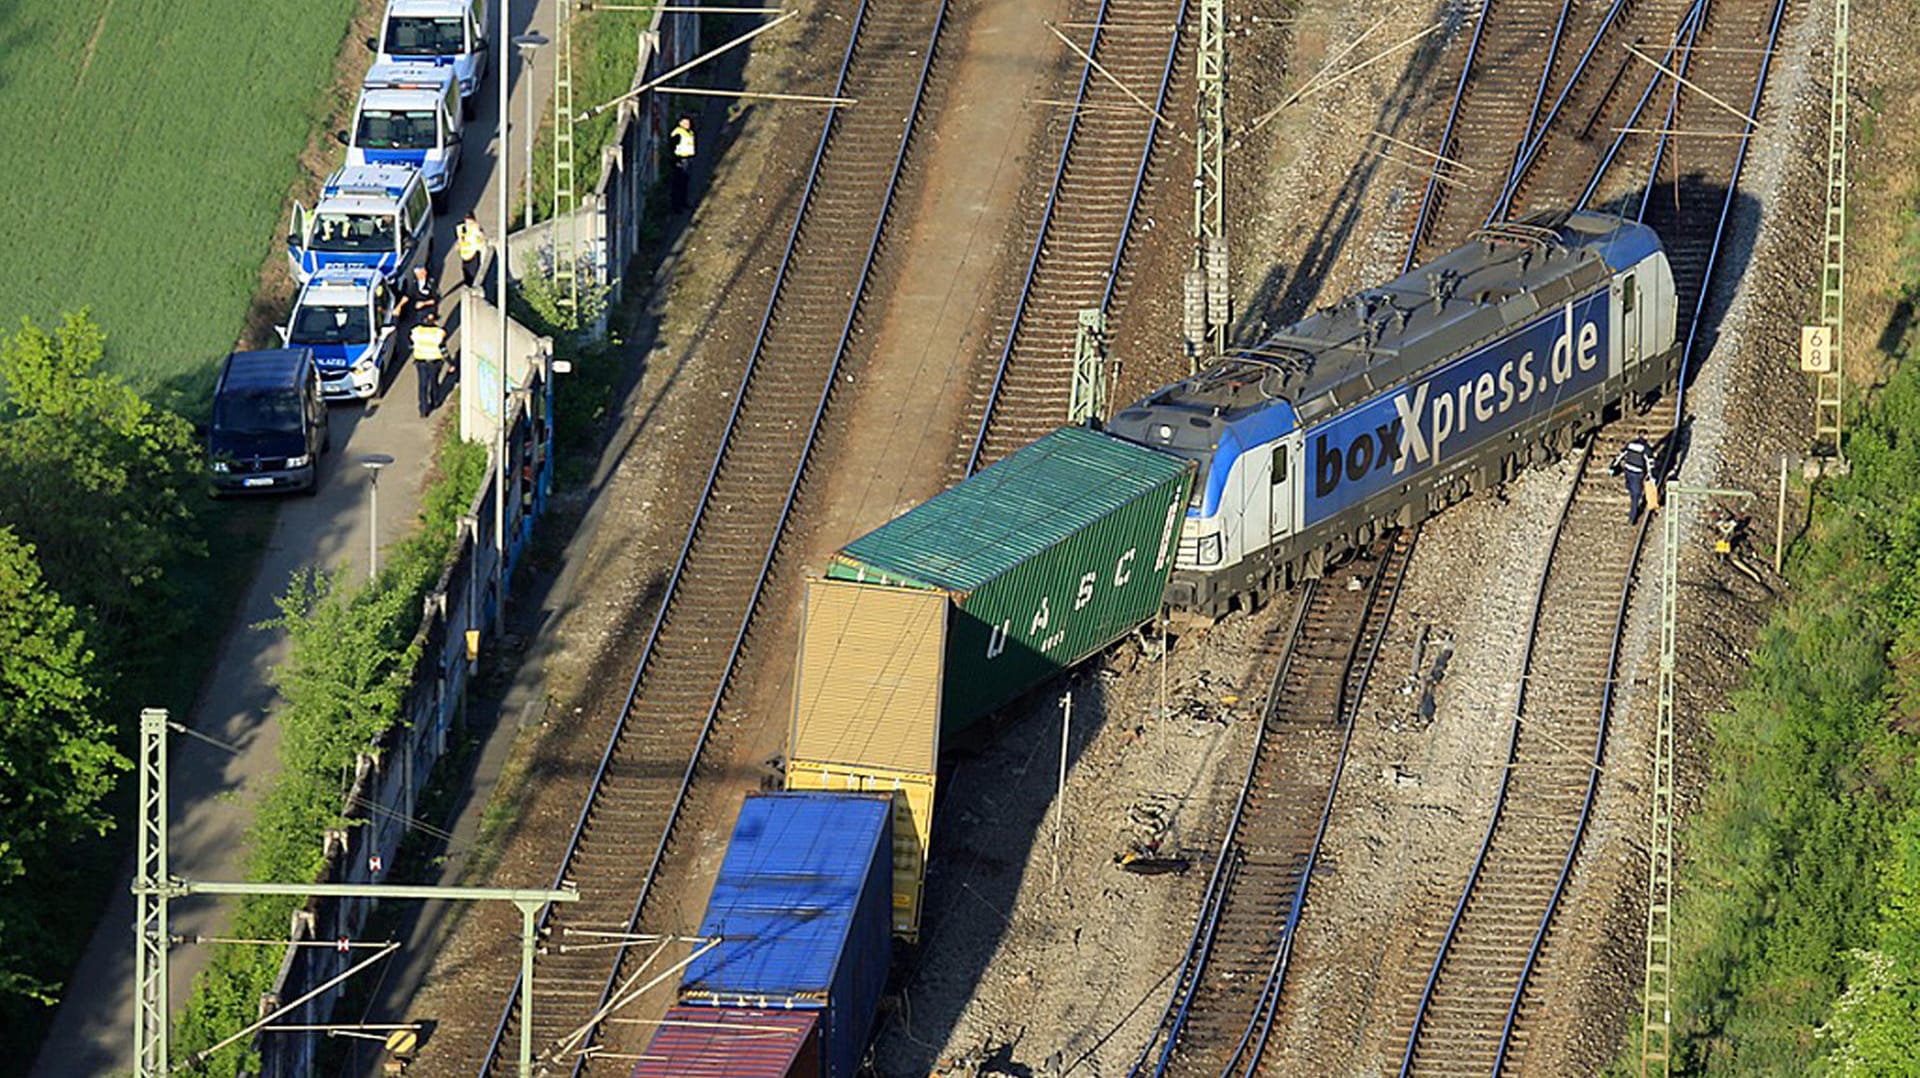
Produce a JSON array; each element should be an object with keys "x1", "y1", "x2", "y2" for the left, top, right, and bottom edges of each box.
[{"x1": 31, "y1": 2, "x2": 558, "y2": 1073}]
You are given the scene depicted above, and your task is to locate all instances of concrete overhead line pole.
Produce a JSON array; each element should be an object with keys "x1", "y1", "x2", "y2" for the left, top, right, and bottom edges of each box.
[{"x1": 130, "y1": 710, "x2": 578, "y2": 1078}]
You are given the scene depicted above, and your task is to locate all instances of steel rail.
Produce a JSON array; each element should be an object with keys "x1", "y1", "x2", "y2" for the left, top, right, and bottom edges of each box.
[
  {"x1": 1129, "y1": 533, "x2": 1412, "y2": 1078},
  {"x1": 1493, "y1": 488, "x2": 1646, "y2": 1070},
  {"x1": 1225, "y1": 529, "x2": 1414, "y2": 1077},
  {"x1": 1131, "y1": 582, "x2": 1319, "y2": 1078},
  {"x1": 557, "y1": 5, "x2": 951, "y2": 1075},
  {"x1": 1576, "y1": 0, "x2": 1710, "y2": 211},
  {"x1": 1396, "y1": 437, "x2": 1593, "y2": 1078},
  {"x1": 1494, "y1": 0, "x2": 1585, "y2": 222},
  {"x1": 962, "y1": 0, "x2": 1113, "y2": 477},
  {"x1": 1666, "y1": 0, "x2": 1787, "y2": 411},
  {"x1": 964, "y1": 0, "x2": 1187, "y2": 475},
  {"x1": 1401, "y1": 0, "x2": 1788, "y2": 1062},
  {"x1": 1400, "y1": 0, "x2": 1493, "y2": 273},
  {"x1": 474, "y1": 9, "x2": 861, "y2": 1065},
  {"x1": 1490, "y1": 0, "x2": 1635, "y2": 223},
  {"x1": 1628, "y1": 2, "x2": 1720, "y2": 223},
  {"x1": 1628, "y1": 0, "x2": 1720, "y2": 222},
  {"x1": 474, "y1": 2, "x2": 949, "y2": 1071}
]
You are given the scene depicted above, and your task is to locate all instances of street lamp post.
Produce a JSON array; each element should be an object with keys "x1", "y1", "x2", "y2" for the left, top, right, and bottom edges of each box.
[
  {"x1": 359, "y1": 454, "x2": 395, "y2": 581},
  {"x1": 512, "y1": 32, "x2": 549, "y2": 230}
]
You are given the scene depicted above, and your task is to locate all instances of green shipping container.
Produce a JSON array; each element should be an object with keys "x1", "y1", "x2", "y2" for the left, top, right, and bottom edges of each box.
[{"x1": 826, "y1": 426, "x2": 1194, "y2": 733}]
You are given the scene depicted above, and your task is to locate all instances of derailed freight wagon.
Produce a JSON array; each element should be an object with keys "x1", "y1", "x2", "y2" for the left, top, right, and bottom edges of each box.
[
  {"x1": 670, "y1": 793, "x2": 892, "y2": 1078},
  {"x1": 787, "y1": 425, "x2": 1193, "y2": 940},
  {"x1": 820, "y1": 425, "x2": 1194, "y2": 732},
  {"x1": 786, "y1": 580, "x2": 944, "y2": 940}
]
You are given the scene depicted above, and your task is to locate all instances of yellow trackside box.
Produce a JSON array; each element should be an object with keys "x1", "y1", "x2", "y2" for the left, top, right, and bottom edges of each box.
[{"x1": 785, "y1": 759, "x2": 935, "y2": 941}]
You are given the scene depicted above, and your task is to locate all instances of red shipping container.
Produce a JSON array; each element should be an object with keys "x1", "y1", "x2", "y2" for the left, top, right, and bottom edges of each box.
[{"x1": 628, "y1": 1005, "x2": 822, "y2": 1078}]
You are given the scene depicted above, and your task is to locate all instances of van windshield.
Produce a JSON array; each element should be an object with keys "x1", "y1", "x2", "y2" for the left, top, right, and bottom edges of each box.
[
  {"x1": 309, "y1": 213, "x2": 395, "y2": 253},
  {"x1": 290, "y1": 305, "x2": 372, "y2": 345},
  {"x1": 385, "y1": 16, "x2": 464, "y2": 56},
  {"x1": 357, "y1": 109, "x2": 439, "y2": 150},
  {"x1": 215, "y1": 391, "x2": 303, "y2": 435}
]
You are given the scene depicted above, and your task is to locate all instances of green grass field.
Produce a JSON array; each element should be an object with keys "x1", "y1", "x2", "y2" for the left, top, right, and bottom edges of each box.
[{"x1": 0, "y1": 0, "x2": 358, "y2": 406}]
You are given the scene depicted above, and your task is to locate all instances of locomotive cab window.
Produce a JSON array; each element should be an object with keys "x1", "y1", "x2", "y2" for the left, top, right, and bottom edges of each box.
[
  {"x1": 1271, "y1": 445, "x2": 1289, "y2": 485},
  {"x1": 1622, "y1": 274, "x2": 1636, "y2": 314}
]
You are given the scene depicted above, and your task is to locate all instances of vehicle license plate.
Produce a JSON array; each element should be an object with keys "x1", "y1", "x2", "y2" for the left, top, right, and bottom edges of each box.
[{"x1": 243, "y1": 477, "x2": 273, "y2": 488}]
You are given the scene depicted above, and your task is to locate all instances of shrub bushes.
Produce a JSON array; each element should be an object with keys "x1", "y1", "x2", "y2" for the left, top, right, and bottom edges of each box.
[
  {"x1": 1671, "y1": 362, "x2": 1920, "y2": 1073},
  {"x1": 171, "y1": 436, "x2": 485, "y2": 1076}
]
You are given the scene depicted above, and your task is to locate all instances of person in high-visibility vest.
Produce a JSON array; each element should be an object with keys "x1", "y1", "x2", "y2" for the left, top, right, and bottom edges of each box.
[
  {"x1": 410, "y1": 312, "x2": 448, "y2": 418},
  {"x1": 668, "y1": 116, "x2": 696, "y2": 212},
  {"x1": 456, "y1": 213, "x2": 487, "y2": 290}
]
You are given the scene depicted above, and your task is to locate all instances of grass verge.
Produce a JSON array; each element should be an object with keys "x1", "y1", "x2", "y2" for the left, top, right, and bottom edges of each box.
[
  {"x1": 1606, "y1": 19, "x2": 1920, "y2": 1069},
  {"x1": 521, "y1": 5, "x2": 659, "y2": 225}
]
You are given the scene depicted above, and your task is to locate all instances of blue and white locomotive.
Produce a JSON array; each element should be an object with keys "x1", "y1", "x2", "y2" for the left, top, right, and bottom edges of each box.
[{"x1": 1106, "y1": 210, "x2": 1678, "y2": 616}]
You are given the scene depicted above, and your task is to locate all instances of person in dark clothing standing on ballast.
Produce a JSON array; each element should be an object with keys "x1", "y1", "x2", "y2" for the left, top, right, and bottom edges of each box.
[
  {"x1": 1611, "y1": 432, "x2": 1654, "y2": 525},
  {"x1": 668, "y1": 116, "x2": 696, "y2": 213}
]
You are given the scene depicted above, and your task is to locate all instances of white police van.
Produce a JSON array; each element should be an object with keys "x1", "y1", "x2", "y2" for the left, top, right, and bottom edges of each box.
[
  {"x1": 287, "y1": 164, "x2": 434, "y2": 285},
  {"x1": 278, "y1": 266, "x2": 399, "y2": 401},
  {"x1": 344, "y1": 62, "x2": 464, "y2": 208},
  {"x1": 372, "y1": 0, "x2": 489, "y2": 122}
]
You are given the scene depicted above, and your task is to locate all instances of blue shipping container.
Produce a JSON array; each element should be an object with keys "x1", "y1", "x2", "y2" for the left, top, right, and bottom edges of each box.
[{"x1": 680, "y1": 793, "x2": 893, "y2": 1078}]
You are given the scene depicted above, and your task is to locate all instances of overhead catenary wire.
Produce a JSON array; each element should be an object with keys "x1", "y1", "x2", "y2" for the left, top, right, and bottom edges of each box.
[
  {"x1": 1243, "y1": 22, "x2": 1445, "y2": 138},
  {"x1": 186, "y1": 943, "x2": 400, "y2": 1065},
  {"x1": 347, "y1": 794, "x2": 456, "y2": 844},
  {"x1": 653, "y1": 85, "x2": 857, "y2": 106},
  {"x1": 1622, "y1": 41, "x2": 1765, "y2": 129},
  {"x1": 579, "y1": 11, "x2": 799, "y2": 120},
  {"x1": 1610, "y1": 126, "x2": 1755, "y2": 137},
  {"x1": 1371, "y1": 129, "x2": 1480, "y2": 173},
  {"x1": 545, "y1": 937, "x2": 723, "y2": 1064},
  {"x1": 1043, "y1": 21, "x2": 1177, "y2": 131}
]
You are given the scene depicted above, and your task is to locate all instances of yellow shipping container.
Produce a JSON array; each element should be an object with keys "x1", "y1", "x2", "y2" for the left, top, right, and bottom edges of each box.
[
  {"x1": 785, "y1": 759, "x2": 935, "y2": 941},
  {"x1": 790, "y1": 578, "x2": 945, "y2": 775}
]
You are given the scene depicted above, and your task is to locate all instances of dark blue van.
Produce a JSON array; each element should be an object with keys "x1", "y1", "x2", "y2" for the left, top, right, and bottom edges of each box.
[{"x1": 207, "y1": 349, "x2": 330, "y2": 496}]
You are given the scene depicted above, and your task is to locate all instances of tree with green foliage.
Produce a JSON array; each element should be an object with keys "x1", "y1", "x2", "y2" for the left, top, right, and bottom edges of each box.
[
  {"x1": 0, "y1": 311, "x2": 201, "y2": 647},
  {"x1": 0, "y1": 527, "x2": 127, "y2": 1005}
]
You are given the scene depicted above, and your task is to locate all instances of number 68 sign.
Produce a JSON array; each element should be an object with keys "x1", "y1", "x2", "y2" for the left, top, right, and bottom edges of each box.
[{"x1": 1801, "y1": 325, "x2": 1834, "y2": 373}]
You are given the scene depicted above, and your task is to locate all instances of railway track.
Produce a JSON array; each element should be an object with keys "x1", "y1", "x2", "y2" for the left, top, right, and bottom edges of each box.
[
  {"x1": 474, "y1": 4, "x2": 950, "y2": 1074},
  {"x1": 1403, "y1": 0, "x2": 1726, "y2": 268},
  {"x1": 1394, "y1": 398, "x2": 1671, "y2": 1077},
  {"x1": 961, "y1": 0, "x2": 1186, "y2": 473},
  {"x1": 1401, "y1": 0, "x2": 1588, "y2": 267},
  {"x1": 1636, "y1": 0, "x2": 1791, "y2": 384},
  {"x1": 1127, "y1": 0, "x2": 1790, "y2": 1067},
  {"x1": 1385, "y1": 3, "x2": 1787, "y2": 1070},
  {"x1": 1132, "y1": 532, "x2": 1414, "y2": 1077}
]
